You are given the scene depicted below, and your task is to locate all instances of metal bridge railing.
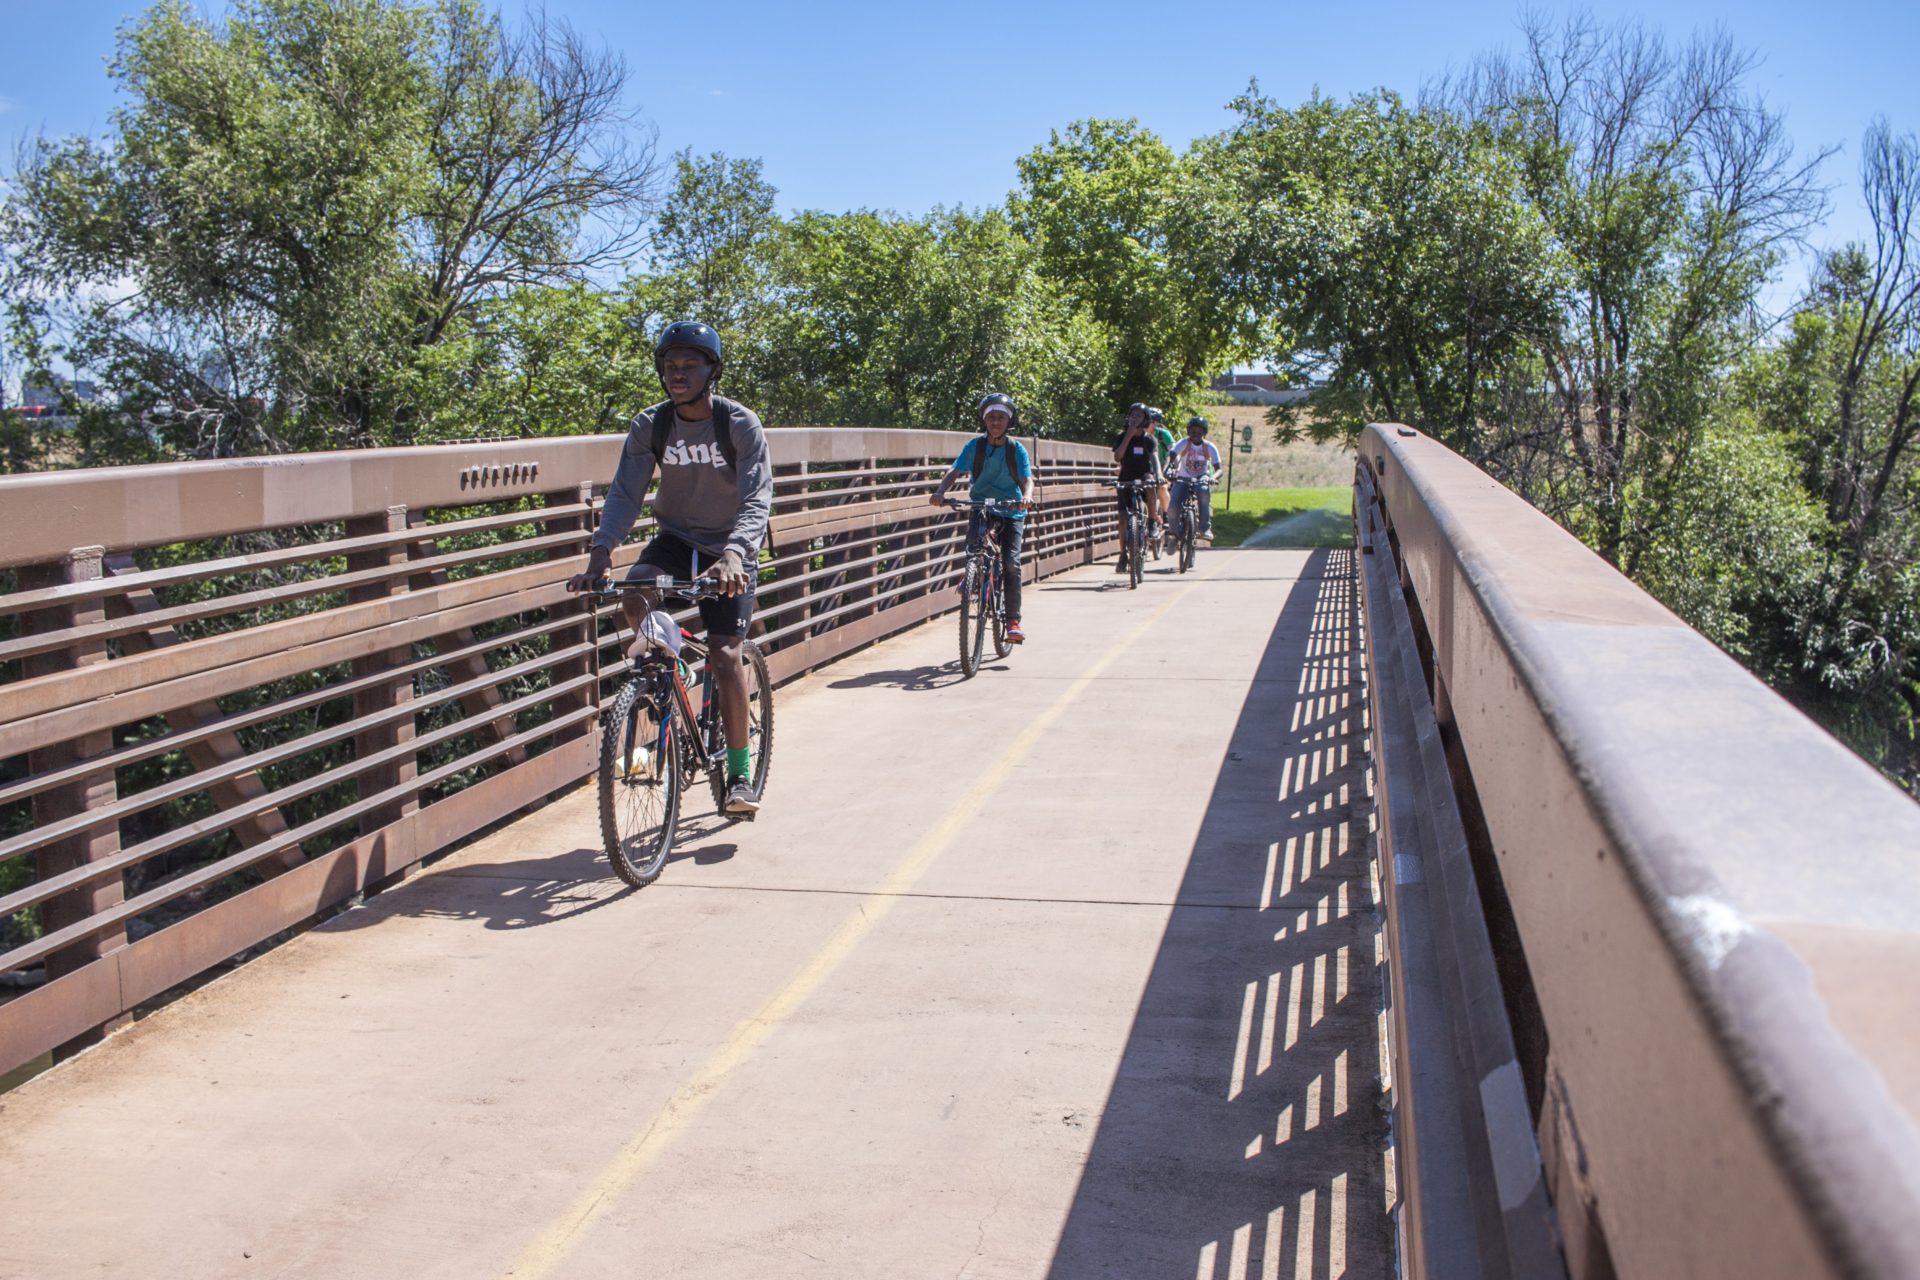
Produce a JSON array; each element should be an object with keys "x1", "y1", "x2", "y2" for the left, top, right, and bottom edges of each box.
[
  {"x1": 0, "y1": 428, "x2": 1120, "y2": 1077},
  {"x1": 1356, "y1": 423, "x2": 1920, "y2": 1280}
]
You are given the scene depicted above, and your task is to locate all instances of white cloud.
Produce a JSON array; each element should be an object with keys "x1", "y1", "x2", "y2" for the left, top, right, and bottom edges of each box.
[{"x1": 0, "y1": 96, "x2": 15, "y2": 114}]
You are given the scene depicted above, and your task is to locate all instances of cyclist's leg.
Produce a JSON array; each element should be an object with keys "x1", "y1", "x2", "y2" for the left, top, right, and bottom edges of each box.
[
  {"x1": 620, "y1": 535, "x2": 690, "y2": 650},
  {"x1": 1199, "y1": 483, "x2": 1214, "y2": 537},
  {"x1": 698, "y1": 579, "x2": 756, "y2": 755},
  {"x1": 1169, "y1": 479, "x2": 1191, "y2": 536},
  {"x1": 965, "y1": 508, "x2": 985, "y2": 555},
  {"x1": 1114, "y1": 490, "x2": 1132, "y2": 569},
  {"x1": 1000, "y1": 517, "x2": 1024, "y2": 620}
]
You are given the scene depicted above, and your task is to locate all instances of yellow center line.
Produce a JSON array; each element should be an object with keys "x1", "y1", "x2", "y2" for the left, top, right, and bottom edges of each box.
[{"x1": 502, "y1": 559, "x2": 1228, "y2": 1278}]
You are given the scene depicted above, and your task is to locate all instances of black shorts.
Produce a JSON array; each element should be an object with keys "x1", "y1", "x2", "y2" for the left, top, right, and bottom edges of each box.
[{"x1": 624, "y1": 533, "x2": 754, "y2": 638}]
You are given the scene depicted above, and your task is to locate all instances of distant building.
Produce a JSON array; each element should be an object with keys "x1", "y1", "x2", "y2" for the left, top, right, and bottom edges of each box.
[
  {"x1": 21, "y1": 373, "x2": 98, "y2": 410},
  {"x1": 1211, "y1": 371, "x2": 1313, "y2": 406}
]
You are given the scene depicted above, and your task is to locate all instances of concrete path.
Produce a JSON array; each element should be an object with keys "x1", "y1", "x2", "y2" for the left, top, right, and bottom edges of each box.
[{"x1": 0, "y1": 548, "x2": 1390, "y2": 1280}]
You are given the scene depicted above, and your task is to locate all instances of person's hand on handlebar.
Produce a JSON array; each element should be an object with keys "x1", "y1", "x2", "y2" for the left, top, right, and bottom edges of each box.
[
  {"x1": 711, "y1": 548, "x2": 752, "y2": 597},
  {"x1": 567, "y1": 545, "x2": 613, "y2": 593}
]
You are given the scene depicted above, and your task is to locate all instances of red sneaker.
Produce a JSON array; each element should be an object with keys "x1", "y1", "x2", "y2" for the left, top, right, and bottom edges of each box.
[{"x1": 1007, "y1": 619, "x2": 1025, "y2": 644}]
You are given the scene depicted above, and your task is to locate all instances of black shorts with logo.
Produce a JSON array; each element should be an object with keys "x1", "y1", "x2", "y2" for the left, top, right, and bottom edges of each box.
[{"x1": 624, "y1": 533, "x2": 754, "y2": 638}]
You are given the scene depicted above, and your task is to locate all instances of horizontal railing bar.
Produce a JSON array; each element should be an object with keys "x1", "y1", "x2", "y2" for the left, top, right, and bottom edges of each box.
[
  {"x1": 0, "y1": 502, "x2": 591, "y2": 620},
  {"x1": 0, "y1": 702, "x2": 600, "y2": 974},
  {"x1": 0, "y1": 611, "x2": 584, "y2": 805},
  {"x1": 753, "y1": 548, "x2": 965, "y2": 623},
  {"x1": 0, "y1": 528, "x2": 588, "y2": 667},
  {"x1": 0, "y1": 640, "x2": 591, "y2": 866},
  {"x1": 0, "y1": 670, "x2": 599, "y2": 921},
  {"x1": 758, "y1": 565, "x2": 967, "y2": 646},
  {"x1": 0, "y1": 558, "x2": 576, "y2": 733}
]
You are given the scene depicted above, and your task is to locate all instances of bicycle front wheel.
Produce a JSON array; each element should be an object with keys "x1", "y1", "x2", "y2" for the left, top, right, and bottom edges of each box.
[
  {"x1": 706, "y1": 638, "x2": 777, "y2": 816},
  {"x1": 599, "y1": 676, "x2": 679, "y2": 888},
  {"x1": 958, "y1": 560, "x2": 981, "y2": 678},
  {"x1": 969, "y1": 564, "x2": 991, "y2": 672},
  {"x1": 1128, "y1": 516, "x2": 1143, "y2": 589}
]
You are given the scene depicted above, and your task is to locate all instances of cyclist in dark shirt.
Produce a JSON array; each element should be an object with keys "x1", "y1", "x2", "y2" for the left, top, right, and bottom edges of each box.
[
  {"x1": 1111, "y1": 403, "x2": 1164, "y2": 573},
  {"x1": 566, "y1": 321, "x2": 772, "y2": 815}
]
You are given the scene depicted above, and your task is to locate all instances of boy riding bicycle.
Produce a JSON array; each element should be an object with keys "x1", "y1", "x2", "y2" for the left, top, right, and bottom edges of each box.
[
  {"x1": 929, "y1": 393, "x2": 1034, "y2": 642},
  {"x1": 1169, "y1": 415, "x2": 1223, "y2": 541},
  {"x1": 567, "y1": 320, "x2": 773, "y2": 815}
]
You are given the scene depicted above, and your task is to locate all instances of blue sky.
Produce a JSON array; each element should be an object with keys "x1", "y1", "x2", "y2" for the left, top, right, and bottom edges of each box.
[{"x1": 3, "y1": 0, "x2": 1916, "y2": 286}]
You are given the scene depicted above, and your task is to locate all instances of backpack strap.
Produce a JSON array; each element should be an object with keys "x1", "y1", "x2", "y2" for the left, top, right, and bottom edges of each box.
[{"x1": 649, "y1": 397, "x2": 739, "y2": 472}]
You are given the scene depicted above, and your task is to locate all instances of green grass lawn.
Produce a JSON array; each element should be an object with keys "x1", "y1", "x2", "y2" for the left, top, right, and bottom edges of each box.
[{"x1": 1207, "y1": 485, "x2": 1353, "y2": 548}]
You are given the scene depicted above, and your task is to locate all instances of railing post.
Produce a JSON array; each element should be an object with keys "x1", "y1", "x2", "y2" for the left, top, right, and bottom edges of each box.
[
  {"x1": 345, "y1": 506, "x2": 420, "y2": 838},
  {"x1": 19, "y1": 546, "x2": 129, "y2": 1054},
  {"x1": 540, "y1": 483, "x2": 600, "y2": 734}
]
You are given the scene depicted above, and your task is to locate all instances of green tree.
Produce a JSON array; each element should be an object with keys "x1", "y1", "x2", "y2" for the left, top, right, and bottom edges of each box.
[
  {"x1": 1012, "y1": 119, "x2": 1249, "y2": 411},
  {"x1": 1209, "y1": 89, "x2": 1562, "y2": 449},
  {"x1": 2, "y1": 0, "x2": 657, "y2": 456}
]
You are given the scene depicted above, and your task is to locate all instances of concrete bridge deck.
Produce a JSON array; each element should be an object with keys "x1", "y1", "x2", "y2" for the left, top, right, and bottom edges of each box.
[{"x1": 0, "y1": 548, "x2": 1389, "y2": 1280}]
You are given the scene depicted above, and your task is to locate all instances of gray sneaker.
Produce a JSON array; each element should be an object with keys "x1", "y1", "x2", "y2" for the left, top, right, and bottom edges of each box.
[{"x1": 725, "y1": 776, "x2": 760, "y2": 815}]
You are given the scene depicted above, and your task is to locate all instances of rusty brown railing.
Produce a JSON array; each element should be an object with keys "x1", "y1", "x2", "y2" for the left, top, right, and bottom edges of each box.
[
  {"x1": 0, "y1": 428, "x2": 1121, "y2": 1076},
  {"x1": 1355, "y1": 423, "x2": 1920, "y2": 1279}
]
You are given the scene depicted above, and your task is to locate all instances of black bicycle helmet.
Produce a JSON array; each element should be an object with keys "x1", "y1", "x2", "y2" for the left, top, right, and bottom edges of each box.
[
  {"x1": 1146, "y1": 406, "x2": 1165, "y2": 422},
  {"x1": 1187, "y1": 415, "x2": 1209, "y2": 433},
  {"x1": 653, "y1": 321, "x2": 724, "y2": 399},
  {"x1": 977, "y1": 391, "x2": 1019, "y2": 430}
]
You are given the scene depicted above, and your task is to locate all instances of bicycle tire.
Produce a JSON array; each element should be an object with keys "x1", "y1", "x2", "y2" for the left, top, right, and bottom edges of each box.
[
  {"x1": 969, "y1": 562, "x2": 991, "y2": 671},
  {"x1": 705, "y1": 638, "x2": 777, "y2": 816},
  {"x1": 993, "y1": 565, "x2": 1013, "y2": 658},
  {"x1": 958, "y1": 560, "x2": 981, "y2": 678},
  {"x1": 598, "y1": 675, "x2": 679, "y2": 888}
]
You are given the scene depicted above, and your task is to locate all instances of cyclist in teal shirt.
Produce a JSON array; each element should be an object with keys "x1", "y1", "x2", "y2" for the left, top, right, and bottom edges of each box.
[
  {"x1": 1147, "y1": 407, "x2": 1177, "y2": 547},
  {"x1": 930, "y1": 392, "x2": 1035, "y2": 642}
]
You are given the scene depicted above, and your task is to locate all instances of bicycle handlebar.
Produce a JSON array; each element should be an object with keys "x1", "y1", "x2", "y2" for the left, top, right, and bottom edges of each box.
[
  {"x1": 941, "y1": 498, "x2": 1025, "y2": 513},
  {"x1": 578, "y1": 575, "x2": 729, "y2": 601}
]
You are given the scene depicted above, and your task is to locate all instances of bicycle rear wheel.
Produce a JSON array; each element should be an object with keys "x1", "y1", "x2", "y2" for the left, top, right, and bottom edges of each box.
[
  {"x1": 706, "y1": 638, "x2": 777, "y2": 816},
  {"x1": 599, "y1": 676, "x2": 679, "y2": 887},
  {"x1": 992, "y1": 566, "x2": 1013, "y2": 658}
]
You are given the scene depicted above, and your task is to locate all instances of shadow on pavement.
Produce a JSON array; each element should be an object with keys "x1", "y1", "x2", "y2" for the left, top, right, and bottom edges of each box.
[
  {"x1": 828, "y1": 663, "x2": 970, "y2": 692},
  {"x1": 1046, "y1": 547, "x2": 1393, "y2": 1280},
  {"x1": 322, "y1": 812, "x2": 743, "y2": 932}
]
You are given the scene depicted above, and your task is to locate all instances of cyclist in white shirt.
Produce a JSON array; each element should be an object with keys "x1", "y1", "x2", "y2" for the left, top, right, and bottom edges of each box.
[{"x1": 1168, "y1": 416, "x2": 1223, "y2": 541}]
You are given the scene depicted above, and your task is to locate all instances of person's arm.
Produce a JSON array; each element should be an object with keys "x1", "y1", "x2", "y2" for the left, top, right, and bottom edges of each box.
[
  {"x1": 572, "y1": 418, "x2": 656, "y2": 588},
  {"x1": 1018, "y1": 443, "x2": 1036, "y2": 507},
  {"x1": 716, "y1": 411, "x2": 773, "y2": 595},
  {"x1": 930, "y1": 441, "x2": 972, "y2": 505},
  {"x1": 1206, "y1": 442, "x2": 1223, "y2": 478},
  {"x1": 1112, "y1": 427, "x2": 1136, "y2": 463}
]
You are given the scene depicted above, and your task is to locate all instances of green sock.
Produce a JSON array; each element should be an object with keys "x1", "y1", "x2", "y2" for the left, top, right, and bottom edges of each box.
[{"x1": 727, "y1": 747, "x2": 750, "y2": 779}]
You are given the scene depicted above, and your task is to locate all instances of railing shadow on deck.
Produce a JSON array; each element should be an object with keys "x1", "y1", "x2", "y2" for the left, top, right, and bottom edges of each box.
[{"x1": 1046, "y1": 547, "x2": 1395, "y2": 1280}]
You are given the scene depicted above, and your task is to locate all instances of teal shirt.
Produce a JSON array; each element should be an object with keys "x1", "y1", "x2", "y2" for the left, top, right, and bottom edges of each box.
[
  {"x1": 955, "y1": 437, "x2": 1032, "y2": 519},
  {"x1": 1152, "y1": 426, "x2": 1176, "y2": 466}
]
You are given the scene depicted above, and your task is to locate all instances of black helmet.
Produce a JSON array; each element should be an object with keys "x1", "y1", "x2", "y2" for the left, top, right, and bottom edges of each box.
[
  {"x1": 653, "y1": 321, "x2": 723, "y2": 398},
  {"x1": 1187, "y1": 415, "x2": 1209, "y2": 433},
  {"x1": 1126, "y1": 401, "x2": 1149, "y2": 415},
  {"x1": 977, "y1": 392, "x2": 1019, "y2": 431},
  {"x1": 1146, "y1": 406, "x2": 1164, "y2": 422}
]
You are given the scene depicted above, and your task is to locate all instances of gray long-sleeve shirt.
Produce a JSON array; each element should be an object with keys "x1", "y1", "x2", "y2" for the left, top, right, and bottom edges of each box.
[{"x1": 592, "y1": 396, "x2": 774, "y2": 564}]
